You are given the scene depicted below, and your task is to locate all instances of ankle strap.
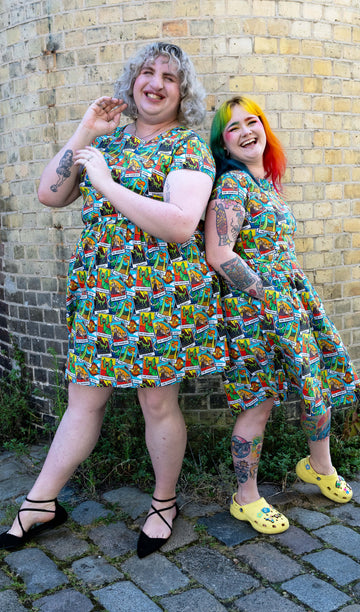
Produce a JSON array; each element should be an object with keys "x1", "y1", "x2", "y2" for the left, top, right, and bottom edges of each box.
[
  {"x1": 25, "y1": 496, "x2": 56, "y2": 503},
  {"x1": 152, "y1": 495, "x2": 176, "y2": 503}
]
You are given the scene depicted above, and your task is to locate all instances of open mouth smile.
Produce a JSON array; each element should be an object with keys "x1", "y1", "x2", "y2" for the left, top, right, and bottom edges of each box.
[
  {"x1": 241, "y1": 138, "x2": 256, "y2": 147},
  {"x1": 144, "y1": 91, "x2": 164, "y2": 100}
]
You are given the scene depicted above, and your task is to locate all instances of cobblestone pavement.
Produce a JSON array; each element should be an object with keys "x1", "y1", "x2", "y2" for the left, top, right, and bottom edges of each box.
[{"x1": 0, "y1": 446, "x2": 359, "y2": 612}]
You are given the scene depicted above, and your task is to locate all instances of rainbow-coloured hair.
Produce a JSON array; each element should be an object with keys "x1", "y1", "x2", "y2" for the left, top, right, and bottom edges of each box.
[{"x1": 210, "y1": 96, "x2": 286, "y2": 191}]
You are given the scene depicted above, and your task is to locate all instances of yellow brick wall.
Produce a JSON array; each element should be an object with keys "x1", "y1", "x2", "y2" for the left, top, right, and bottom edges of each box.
[{"x1": 0, "y1": 0, "x2": 359, "y2": 423}]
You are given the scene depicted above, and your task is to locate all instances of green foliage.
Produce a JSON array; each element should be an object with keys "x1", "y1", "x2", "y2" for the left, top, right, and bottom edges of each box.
[{"x1": 0, "y1": 346, "x2": 39, "y2": 446}]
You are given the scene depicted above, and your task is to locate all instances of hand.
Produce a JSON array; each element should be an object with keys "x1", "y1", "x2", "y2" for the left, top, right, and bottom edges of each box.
[
  {"x1": 74, "y1": 146, "x2": 113, "y2": 193},
  {"x1": 79, "y1": 96, "x2": 127, "y2": 138}
]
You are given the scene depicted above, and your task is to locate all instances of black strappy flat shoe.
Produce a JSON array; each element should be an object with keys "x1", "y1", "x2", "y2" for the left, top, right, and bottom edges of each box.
[
  {"x1": 137, "y1": 495, "x2": 179, "y2": 559},
  {"x1": 0, "y1": 497, "x2": 68, "y2": 550}
]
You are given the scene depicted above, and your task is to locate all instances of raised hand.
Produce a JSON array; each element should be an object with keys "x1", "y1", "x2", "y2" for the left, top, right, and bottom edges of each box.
[
  {"x1": 74, "y1": 146, "x2": 113, "y2": 193},
  {"x1": 79, "y1": 97, "x2": 127, "y2": 138}
]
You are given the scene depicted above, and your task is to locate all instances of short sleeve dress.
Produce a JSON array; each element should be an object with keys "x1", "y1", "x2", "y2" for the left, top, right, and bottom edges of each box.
[
  {"x1": 211, "y1": 170, "x2": 359, "y2": 430},
  {"x1": 65, "y1": 127, "x2": 228, "y2": 388}
]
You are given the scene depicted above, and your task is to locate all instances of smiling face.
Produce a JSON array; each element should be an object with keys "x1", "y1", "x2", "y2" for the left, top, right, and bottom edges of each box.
[
  {"x1": 223, "y1": 104, "x2": 267, "y2": 175},
  {"x1": 132, "y1": 55, "x2": 181, "y2": 125}
]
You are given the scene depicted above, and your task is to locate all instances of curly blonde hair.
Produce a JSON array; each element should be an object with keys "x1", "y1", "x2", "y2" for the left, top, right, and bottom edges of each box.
[{"x1": 114, "y1": 42, "x2": 206, "y2": 127}]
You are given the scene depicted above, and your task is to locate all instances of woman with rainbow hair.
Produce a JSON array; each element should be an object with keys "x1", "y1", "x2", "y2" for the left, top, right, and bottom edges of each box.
[{"x1": 205, "y1": 96, "x2": 359, "y2": 534}]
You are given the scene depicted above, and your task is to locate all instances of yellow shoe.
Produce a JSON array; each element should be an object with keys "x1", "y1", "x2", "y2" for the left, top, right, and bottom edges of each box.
[
  {"x1": 296, "y1": 456, "x2": 353, "y2": 504},
  {"x1": 230, "y1": 494, "x2": 289, "y2": 534}
]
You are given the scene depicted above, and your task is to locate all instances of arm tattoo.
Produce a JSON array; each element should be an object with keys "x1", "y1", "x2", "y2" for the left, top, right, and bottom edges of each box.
[
  {"x1": 212, "y1": 199, "x2": 231, "y2": 246},
  {"x1": 50, "y1": 149, "x2": 74, "y2": 192},
  {"x1": 221, "y1": 257, "x2": 265, "y2": 299}
]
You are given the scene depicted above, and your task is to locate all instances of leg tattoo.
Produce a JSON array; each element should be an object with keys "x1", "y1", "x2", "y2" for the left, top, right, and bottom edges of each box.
[{"x1": 231, "y1": 434, "x2": 264, "y2": 486}]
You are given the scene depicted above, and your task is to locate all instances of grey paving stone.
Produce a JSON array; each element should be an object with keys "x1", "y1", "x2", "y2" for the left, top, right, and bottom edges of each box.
[
  {"x1": 314, "y1": 525, "x2": 360, "y2": 560},
  {"x1": 160, "y1": 588, "x2": 227, "y2": 611},
  {"x1": 234, "y1": 542, "x2": 303, "y2": 582},
  {"x1": 160, "y1": 516, "x2": 198, "y2": 552},
  {"x1": 282, "y1": 574, "x2": 350, "y2": 612},
  {"x1": 233, "y1": 586, "x2": 306, "y2": 611},
  {"x1": 303, "y1": 549, "x2": 360, "y2": 586},
  {"x1": 35, "y1": 588, "x2": 94, "y2": 611},
  {"x1": 329, "y1": 505, "x2": 360, "y2": 527},
  {"x1": 72, "y1": 555, "x2": 123, "y2": 586},
  {"x1": 287, "y1": 507, "x2": 332, "y2": 530},
  {"x1": 292, "y1": 481, "x2": 334, "y2": 507},
  {"x1": 71, "y1": 500, "x2": 111, "y2": 525},
  {"x1": 274, "y1": 525, "x2": 321, "y2": 554},
  {"x1": 102, "y1": 487, "x2": 151, "y2": 519},
  {"x1": 37, "y1": 526, "x2": 90, "y2": 559},
  {"x1": 349, "y1": 480, "x2": 360, "y2": 504},
  {"x1": 198, "y1": 511, "x2": 257, "y2": 546},
  {"x1": 0, "y1": 590, "x2": 27, "y2": 612},
  {"x1": 340, "y1": 606, "x2": 360, "y2": 612},
  {"x1": 0, "y1": 474, "x2": 35, "y2": 501},
  {"x1": 93, "y1": 581, "x2": 161, "y2": 611},
  {"x1": 122, "y1": 552, "x2": 189, "y2": 596},
  {"x1": 181, "y1": 501, "x2": 223, "y2": 518},
  {"x1": 58, "y1": 484, "x2": 83, "y2": 505},
  {"x1": 4, "y1": 548, "x2": 69, "y2": 594},
  {"x1": 0, "y1": 459, "x2": 23, "y2": 482},
  {"x1": 0, "y1": 567, "x2": 12, "y2": 586},
  {"x1": 88, "y1": 521, "x2": 137, "y2": 557},
  {"x1": 175, "y1": 545, "x2": 259, "y2": 598}
]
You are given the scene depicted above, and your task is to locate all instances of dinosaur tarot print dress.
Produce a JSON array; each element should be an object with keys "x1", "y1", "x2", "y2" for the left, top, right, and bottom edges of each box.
[
  {"x1": 65, "y1": 127, "x2": 228, "y2": 388},
  {"x1": 212, "y1": 171, "x2": 359, "y2": 424}
]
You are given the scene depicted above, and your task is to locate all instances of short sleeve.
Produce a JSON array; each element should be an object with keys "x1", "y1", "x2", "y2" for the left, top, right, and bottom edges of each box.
[
  {"x1": 211, "y1": 171, "x2": 249, "y2": 205},
  {"x1": 169, "y1": 131, "x2": 216, "y2": 182}
]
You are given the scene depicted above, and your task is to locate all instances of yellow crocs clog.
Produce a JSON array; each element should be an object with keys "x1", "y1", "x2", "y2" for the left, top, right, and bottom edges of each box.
[
  {"x1": 296, "y1": 456, "x2": 353, "y2": 504},
  {"x1": 230, "y1": 494, "x2": 289, "y2": 534}
]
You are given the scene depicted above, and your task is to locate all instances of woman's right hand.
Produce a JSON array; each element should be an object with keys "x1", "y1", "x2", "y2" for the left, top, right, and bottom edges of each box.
[{"x1": 79, "y1": 97, "x2": 128, "y2": 139}]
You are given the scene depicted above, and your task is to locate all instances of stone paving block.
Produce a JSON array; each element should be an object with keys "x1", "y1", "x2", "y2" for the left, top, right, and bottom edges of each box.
[
  {"x1": 102, "y1": 487, "x2": 151, "y2": 519},
  {"x1": 37, "y1": 526, "x2": 90, "y2": 559},
  {"x1": 58, "y1": 485, "x2": 83, "y2": 505},
  {"x1": 234, "y1": 542, "x2": 303, "y2": 582},
  {"x1": 93, "y1": 580, "x2": 161, "y2": 611},
  {"x1": 175, "y1": 545, "x2": 259, "y2": 598},
  {"x1": 72, "y1": 555, "x2": 123, "y2": 586},
  {"x1": 349, "y1": 480, "x2": 360, "y2": 504},
  {"x1": 292, "y1": 482, "x2": 334, "y2": 507},
  {"x1": 35, "y1": 588, "x2": 94, "y2": 611},
  {"x1": 340, "y1": 606, "x2": 360, "y2": 612},
  {"x1": 198, "y1": 511, "x2": 257, "y2": 546},
  {"x1": 282, "y1": 574, "x2": 350, "y2": 612},
  {"x1": 274, "y1": 525, "x2": 321, "y2": 554},
  {"x1": 181, "y1": 501, "x2": 223, "y2": 518},
  {"x1": 4, "y1": 548, "x2": 69, "y2": 594},
  {"x1": 0, "y1": 459, "x2": 22, "y2": 482},
  {"x1": 303, "y1": 549, "x2": 360, "y2": 586},
  {"x1": 233, "y1": 586, "x2": 306, "y2": 611},
  {"x1": 160, "y1": 587, "x2": 227, "y2": 611},
  {"x1": 88, "y1": 521, "x2": 137, "y2": 557},
  {"x1": 71, "y1": 500, "x2": 111, "y2": 525},
  {"x1": 314, "y1": 525, "x2": 360, "y2": 560},
  {"x1": 0, "y1": 474, "x2": 36, "y2": 501},
  {"x1": 160, "y1": 516, "x2": 198, "y2": 552},
  {"x1": 329, "y1": 505, "x2": 360, "y2": 528},
  {"x1": 287, "y1": 507, "x2": 332, "y2": 530},
  {"x1": 122, "y1": 551, "x2": 189, "y2": 596},
  {"x1": 0, "y1": 590, "x2": 27, "y2": 612}
]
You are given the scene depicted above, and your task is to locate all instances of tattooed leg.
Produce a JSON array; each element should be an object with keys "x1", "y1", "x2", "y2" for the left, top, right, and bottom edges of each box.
[
  {"x1": 231, "y1": 398, "x2": 273, "y2": 505},
  {"x1": 301, "y1": 401, "x2": 334, "y2": 475},
  {"x1": 50, "y1": 149, "x2": 74, "y2": 192}
]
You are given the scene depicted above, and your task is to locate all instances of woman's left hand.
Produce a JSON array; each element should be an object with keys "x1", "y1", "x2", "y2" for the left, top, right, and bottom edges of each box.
[{"x1": 74, "y1": 146, "x2": 113, "y2": 192}]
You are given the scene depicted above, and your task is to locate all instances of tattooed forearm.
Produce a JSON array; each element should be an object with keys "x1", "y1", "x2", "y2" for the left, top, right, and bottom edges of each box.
[
  {"x1": 212, "y1": 199, "x2": 230, "y2": 246},
  {"x1": 50, "y1": 149, "x2": 74, "y2": 192},
  {"x1": 220, "y1": 257, "x2": 265, "y2": 300}
]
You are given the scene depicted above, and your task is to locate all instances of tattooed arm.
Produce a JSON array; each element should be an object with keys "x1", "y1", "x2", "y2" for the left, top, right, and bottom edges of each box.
[
  {"x1": 205, "y1": 197, "x2": 266, "y2": 300},
  {"x1": 38, "y1": 97, "x2": 126, "y2": 208}
]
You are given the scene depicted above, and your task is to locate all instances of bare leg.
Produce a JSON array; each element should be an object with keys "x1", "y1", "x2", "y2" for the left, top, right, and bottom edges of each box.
[
  {"x1": 7, "y1": 383, "x2": 112, "y2": 537},
  {"x1": 232, "y1": 398, "x2": 273, "y2": 506},
  {"x1": 137, "y1": 383, "x2": 186, "y2": 539}
]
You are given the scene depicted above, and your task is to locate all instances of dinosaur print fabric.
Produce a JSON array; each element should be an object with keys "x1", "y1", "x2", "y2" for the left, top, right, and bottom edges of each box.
[
  {"x1": 212, "y1": 171, "x2": 359, "y2": 422},
  {"x1": 65, "y1": 127, "x2": 228, "y2": 388}
]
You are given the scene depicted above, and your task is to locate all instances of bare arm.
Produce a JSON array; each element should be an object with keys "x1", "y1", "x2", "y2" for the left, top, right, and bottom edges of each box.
[
  {"x1": 205, "y1": 198, "x2": 266, "y2": 300},
  {"x1": 74, "y1": 146, "x2": 213, "y2": 243},
  {"x1": 38, "y1": 97, "x2": 127, "y2": 208}
]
